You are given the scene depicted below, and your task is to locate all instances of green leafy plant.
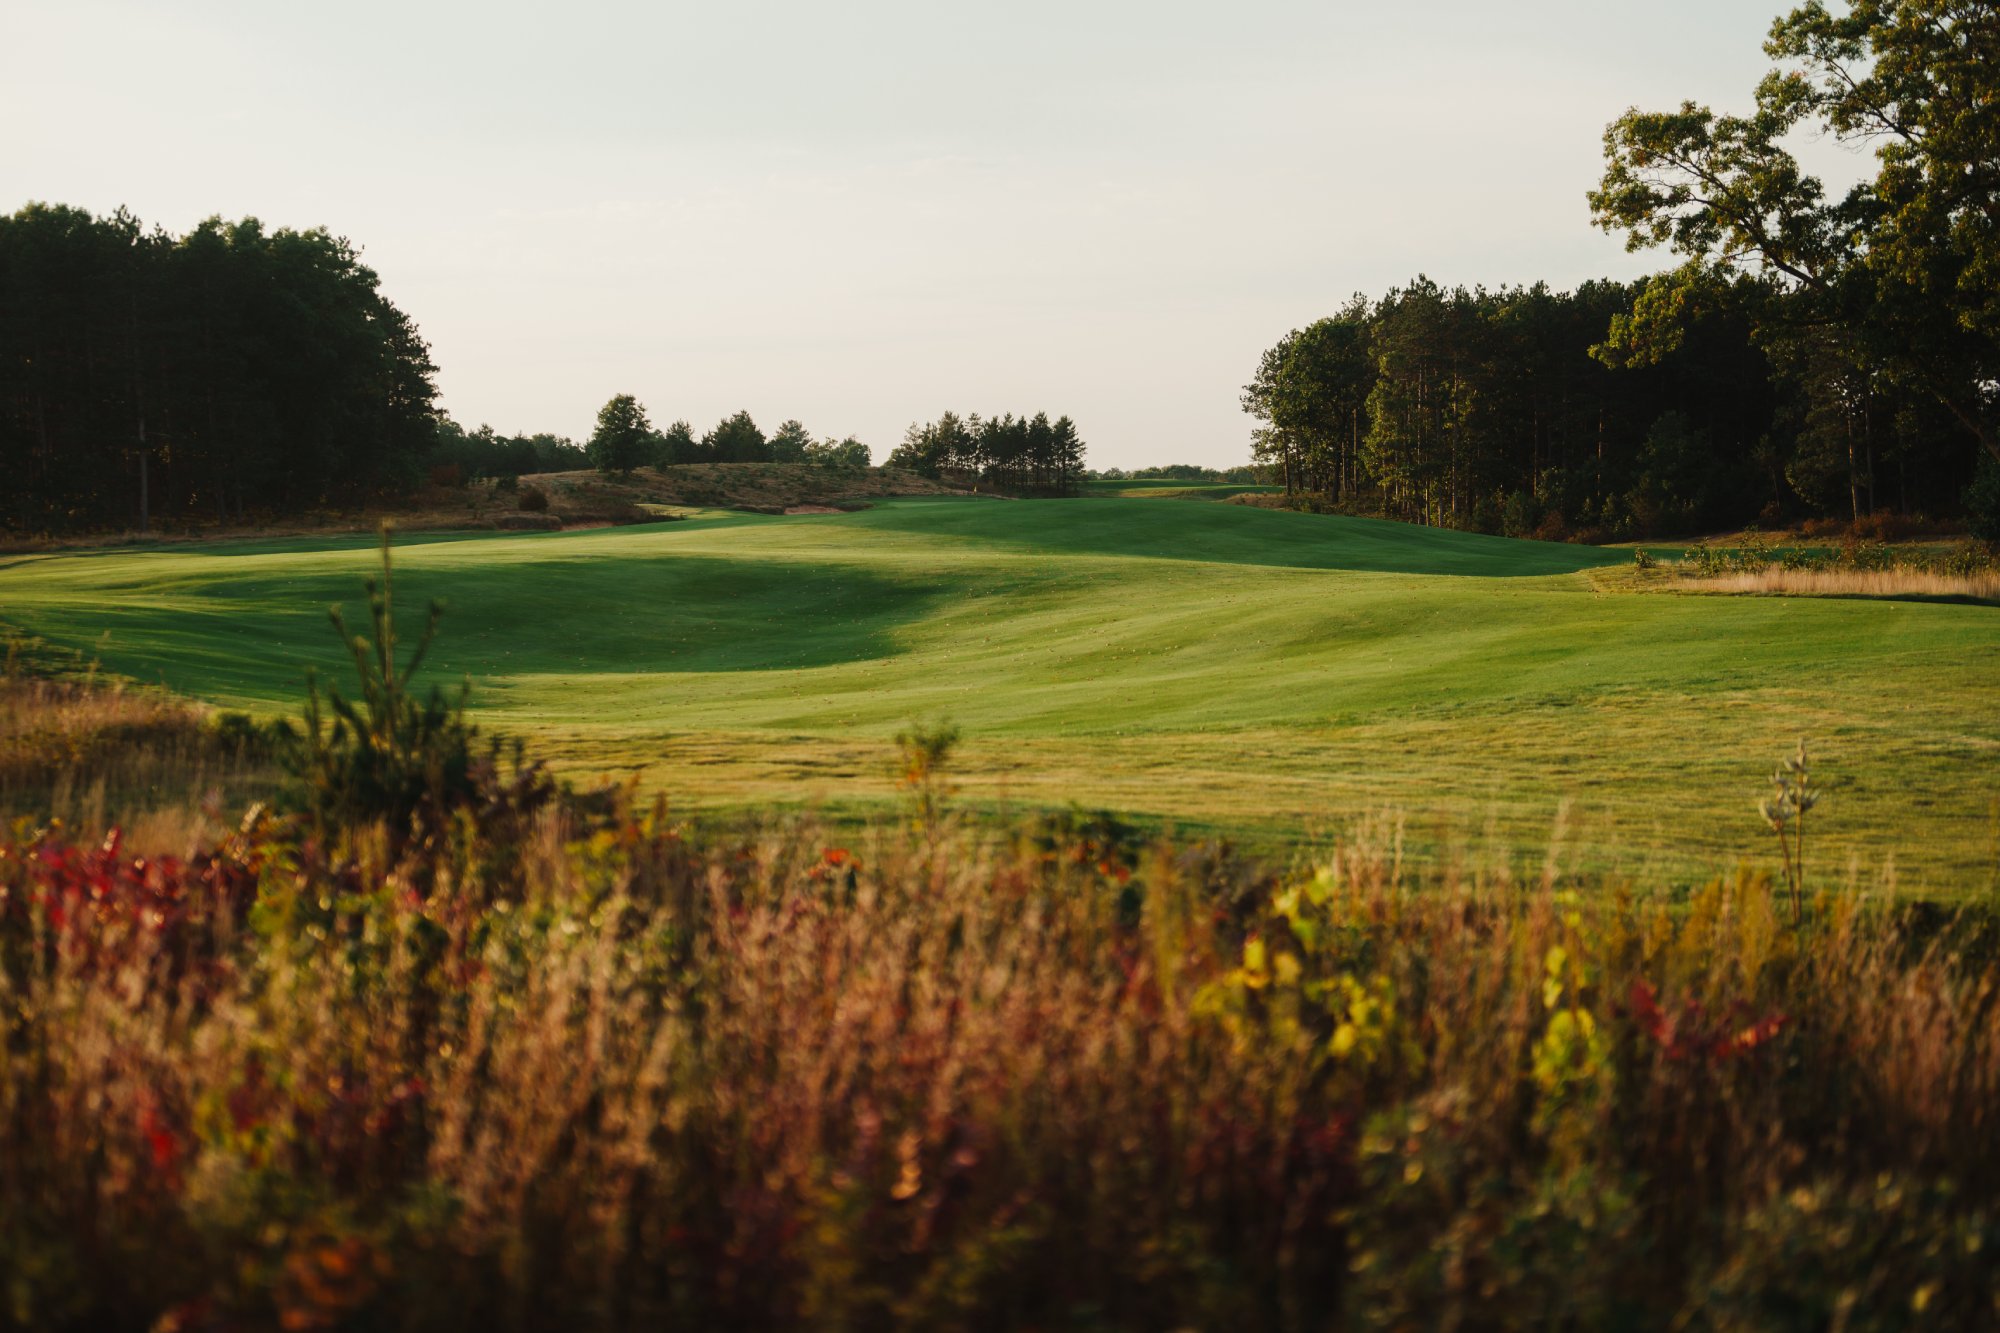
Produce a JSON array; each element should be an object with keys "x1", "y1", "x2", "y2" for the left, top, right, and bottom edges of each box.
[{"x1": 287, "y1": 526, "x2": 477, "y2": 835}]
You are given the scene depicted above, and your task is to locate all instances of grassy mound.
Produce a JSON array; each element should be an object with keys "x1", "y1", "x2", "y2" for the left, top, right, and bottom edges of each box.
[
  {"x1": 523, "y1": 461, "x2": 968, "y2": 521},
  {"x1": 2, "y1": 498, "x2": 1995, "y2": 886}
]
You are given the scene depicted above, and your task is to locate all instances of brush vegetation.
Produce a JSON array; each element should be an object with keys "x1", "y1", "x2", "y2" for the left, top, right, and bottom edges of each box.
[
  {"x1": 1657, "y1": 535, "x2": 2000, "y2": 604},
  {"x1": 3, "y1": 672, "x2": 1998, "y2": 1328}
]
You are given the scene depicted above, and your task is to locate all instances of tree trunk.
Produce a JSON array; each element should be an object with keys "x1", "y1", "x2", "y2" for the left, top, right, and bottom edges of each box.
[{"x1": 1845, "y1": 405, "x2": 1861, "y2": 524}]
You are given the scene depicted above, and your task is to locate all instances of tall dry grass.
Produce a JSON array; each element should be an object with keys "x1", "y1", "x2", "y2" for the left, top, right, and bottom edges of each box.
[
  {"x1": 1662, "y1": 535, "x2": 1999, "y2": 604},
  {"x1": 0, "y1": 660, "x2": 276, "y2": 850},
  {"x1": 3, "y1": 797, "x2": 1997, "y2": 1330},
  {"x1": 1675, "y1": 565, "x2": 2000, "y2": 602}
]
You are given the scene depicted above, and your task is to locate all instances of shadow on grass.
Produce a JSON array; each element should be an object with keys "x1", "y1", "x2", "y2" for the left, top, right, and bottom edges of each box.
[
  {"x1": 19, "y1": 554, "x2": 953, "y2": 703},
  {"x1": 847, "y1": 498, "x2": 1623, "y2": 577}
]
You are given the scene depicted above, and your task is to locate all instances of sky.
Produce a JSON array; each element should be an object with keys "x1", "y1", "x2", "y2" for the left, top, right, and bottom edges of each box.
[{"x1": 2, "y1": 0, "x2": 1877, "y2": 469}]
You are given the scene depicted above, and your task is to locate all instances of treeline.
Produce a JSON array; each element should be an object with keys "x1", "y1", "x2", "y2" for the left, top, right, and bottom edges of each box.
[
  {"x1": 431, "y1": 402, "x2": 872, "y2": 485},
  {"x1": 430, "y1": 421, "x2": 587, "y2": 483},
  {"x1": 1094, "y1": 464, "x2": 1260, "y2": 483},
  {"x1": 0, "y1": 203, "x2": 439, "y2": 532},
  {"x1": 1244, "y1": 277, "x2": 1979, "y2": 540},
  {"x1": 1251, "y1": 0, "x2": 2000, "y2": 542},
  {"x1": 886, "y1": 411, "x2": 1086, "y2": 495},
  {"x1": 0, "y1": 202, "x2": 891, "y2": 534},
  {"x1": 583, "y1": 395, "x2": 872, "y2": 475}
]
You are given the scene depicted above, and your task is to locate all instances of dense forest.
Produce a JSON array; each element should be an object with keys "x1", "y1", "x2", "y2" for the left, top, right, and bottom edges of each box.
[
  {"x1": 0, "y1": 201, "x2": 987, "y2": 533},
  {"x1": 1243, "y1": 274, "x2": 1985, "y2": 540},
  {"x1": 1249, "y1": 2, "x2": 2000, "y2": 540},
  {"x1": 1240, "y1": 276, "x2": 1971, "y2": 538},
  {"x1": 0, "y1": 204, "x2": 441, "y2": 532},
  {"x1": 886, "y1": 411, "x2": 1088, "y2": 495}
]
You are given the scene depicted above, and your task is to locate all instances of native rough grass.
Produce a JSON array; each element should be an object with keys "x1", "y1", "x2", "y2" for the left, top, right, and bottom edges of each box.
[
  {"x1": 4, "y1": 791, "x2": 1998, "y2": 1330},
  {"x1": 0, "y1": 665, "x2": 276, "y2": 851},
  {"x1": 1673, "y1": 564, "x2": 2000, "y2": 602},
  {"x1": 1659, "y1": 534, "x2": 2000, "y2": 604}
]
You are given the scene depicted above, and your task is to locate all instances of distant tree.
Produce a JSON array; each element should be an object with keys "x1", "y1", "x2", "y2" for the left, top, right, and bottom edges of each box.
[
  {"x1": 805, "y1": 436, "x2": 871, "y2": 469},
  {"x1": 526, "y1": 433, "x2": 587, "y2": 471},
  {"x1": 1050, "y1": 416, "x2": 1085, "y2": 494},
  {"x1": 888, "y1": 416, "x2": 950, "y2": 477},
  {"x1": 705, "y1": 410, "x2": 767, "y2": 463},
  {"x1": 501, "y1": 436, "x2": 540, "y2": 478},
  {"x1": 768, "y1": 418, "x2": 814, "y2": 462},
  {"x1": 1363, "y1": 278, "x2": 1472, "y2": 523},
  {"x1": 588, "y1": 394, "x2": 654, "y2": 476},
  {"x1": 889, "y1": 409, "x2": 1081, "y2": 492},
  {"x1": 652, "y1": 419, "x2": 699, "y2": 466},
  {"x1": 1286, "y1": 309, "x2": 1372, "y2": 500}
]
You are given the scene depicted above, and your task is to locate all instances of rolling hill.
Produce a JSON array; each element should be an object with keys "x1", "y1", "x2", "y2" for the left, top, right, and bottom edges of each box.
[{"x1": 4, "y1": 497, "x2": 1995, "y2": 887}]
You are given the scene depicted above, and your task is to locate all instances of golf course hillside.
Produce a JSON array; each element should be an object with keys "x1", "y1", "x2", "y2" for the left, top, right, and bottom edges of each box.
[{"x1": 4, "y1": 496, "x2": 1995, "y2": 886}]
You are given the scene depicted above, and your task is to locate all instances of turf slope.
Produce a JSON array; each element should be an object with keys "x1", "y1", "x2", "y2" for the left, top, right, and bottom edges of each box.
[{"x1": 3, "y1": 498, "x2": 1995, "y2": 888}]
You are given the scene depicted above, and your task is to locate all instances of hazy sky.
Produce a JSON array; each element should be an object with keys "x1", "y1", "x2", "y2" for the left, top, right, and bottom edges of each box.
[{"x1": 3, "y1": 1, "x2": 1871, "y2": 468}]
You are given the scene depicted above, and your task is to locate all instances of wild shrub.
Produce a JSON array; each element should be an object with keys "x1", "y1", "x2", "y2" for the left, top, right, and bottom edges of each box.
[
  {"x1": 1684, "y1": 1177, "x2": 2000, "y2": 1331},
  {"x1": 517, "y1": 484, "x2": 549, "y2": 513},
  {"x1": 282, "y1": 528, "x2": 558, "y2": 844},
  {"x1": 1852, "y1": 510, "x2": 1912, "y2": 543},
  {"x1": 1532, "y1": 510, "x2": 1571, "y2": 543},
  {"x1": 894, "y1": 719, "x2": 959, "y2": 833},
  {"x1": 1, "y1": 655, "x2": 282, "y2": 831},
  {"x1": 4, "y1": 771, "x2": 1999, "y2": 1326},
  {"x1": 285, "y1": 528, "x2": 472, "y2": 834}
]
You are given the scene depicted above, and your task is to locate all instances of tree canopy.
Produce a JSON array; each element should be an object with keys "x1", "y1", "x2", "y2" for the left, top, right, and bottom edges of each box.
[
  {"x1": 887, "y1": 411, "x2": 1086, "y2": 495},
  {"x1": 1590, "y1": 0, "x2": 2000, "y2": 470},
  {"x1": 0, "y1": 203, "x2": 439, "y2": 532},
  {"x1": 1238, "y1": 272, "x2": 1977, "y2": 536},
  {"x1": 587, "y1": 394, "x2": 655, "y2": 476}
]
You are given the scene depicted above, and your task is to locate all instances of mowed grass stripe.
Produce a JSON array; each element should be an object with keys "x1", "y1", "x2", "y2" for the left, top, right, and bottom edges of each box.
[{"x1": 3, "y1": 498, "x2": 1995, "y2": 888}]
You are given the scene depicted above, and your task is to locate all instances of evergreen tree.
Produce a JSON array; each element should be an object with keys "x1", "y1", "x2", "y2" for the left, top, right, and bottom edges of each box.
[
  {"x1": 704, "y1": 410, "x2": 767, "y2": 462},
  {"x1": 653, "y1": 419, "x2": 699, "y2": 466},
  {"x1": 768, "y1": 418, "x2": 813, "y2": 462}
]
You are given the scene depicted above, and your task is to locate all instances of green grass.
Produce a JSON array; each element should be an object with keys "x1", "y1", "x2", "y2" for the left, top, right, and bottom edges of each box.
[{"x1": 3, "y1": 498, "x2": 1996, "y2": 889}]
